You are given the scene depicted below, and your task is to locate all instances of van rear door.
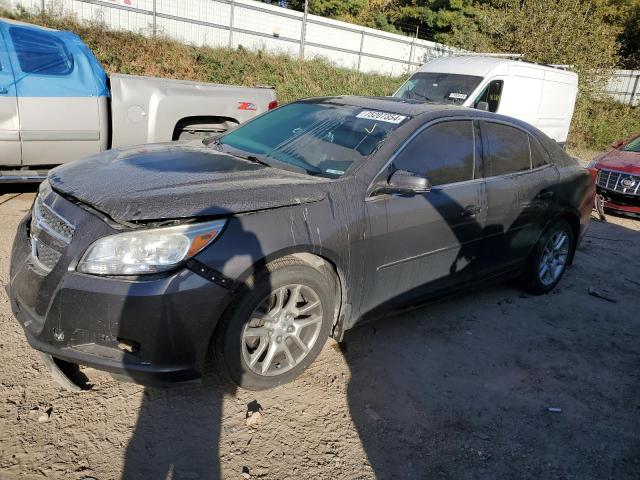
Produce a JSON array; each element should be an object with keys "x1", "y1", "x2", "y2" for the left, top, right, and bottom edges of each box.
[
  {"x1": 537, "y1": 69, "x2": 578, "y2": 145},
  {"x1": 6, "y1": 25, "x2": 107, "y2": 166},
  {"x1": 0, "y1": 24, "x2": 21, "y2": 166}
]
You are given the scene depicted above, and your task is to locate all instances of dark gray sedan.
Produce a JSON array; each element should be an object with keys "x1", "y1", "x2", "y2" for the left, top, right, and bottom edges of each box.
[{"x1": 8, "y1": 96, "x2": 595, "y2": 390}]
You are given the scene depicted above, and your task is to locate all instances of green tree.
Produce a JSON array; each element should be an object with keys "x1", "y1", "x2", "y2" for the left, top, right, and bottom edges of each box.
[
  {"x1": 473, "y1": 0, "x2": 621, "y2": 91},
  {"x1": 619, "y1": 1, "x2": 640, "y2": 68}
]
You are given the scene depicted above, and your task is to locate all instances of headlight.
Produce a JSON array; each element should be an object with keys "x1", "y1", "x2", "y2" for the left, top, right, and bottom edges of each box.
[
  {"x1": 77, "y1": 219, "x2": 227, "y2": 275},
  {"x1": 586, "y1": 159, "x2": 598, "y2": 169}
]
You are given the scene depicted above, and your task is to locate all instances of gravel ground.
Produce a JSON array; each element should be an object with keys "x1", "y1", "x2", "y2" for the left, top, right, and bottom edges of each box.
[{"x1": 1, "y1": 186, "x2": 639, "y2": 480}]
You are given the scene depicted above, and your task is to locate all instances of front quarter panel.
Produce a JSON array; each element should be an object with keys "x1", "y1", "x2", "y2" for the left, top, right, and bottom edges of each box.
[{"x1": 193, "y1": 179, "x2": 370, "y2": 325}]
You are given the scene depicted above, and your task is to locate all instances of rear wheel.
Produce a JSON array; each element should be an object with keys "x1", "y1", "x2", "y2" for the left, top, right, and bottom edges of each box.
[
  {"x1": 216, "y1": 259, "x2": 334, "y2": 390},
  {"x1": 521, "y1": 219, "x2": 574, "y2": 294}
]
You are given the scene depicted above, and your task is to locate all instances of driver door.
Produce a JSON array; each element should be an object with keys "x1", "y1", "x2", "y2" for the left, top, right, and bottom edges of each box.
[{"x1": 361, "y1": 119, "x2": 486, "y2": 315}]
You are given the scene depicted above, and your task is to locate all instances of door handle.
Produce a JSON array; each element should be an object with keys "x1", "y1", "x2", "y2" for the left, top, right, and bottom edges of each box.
[
  {"x1": 460, "y1": 205, "x2": 482, "y2": 217},
  {"x1": 0, "y1": 87, "x2": 8, "y2": 95},
  {"x1": 536, "y1": 190, "x2": 554, "y2": 200}
]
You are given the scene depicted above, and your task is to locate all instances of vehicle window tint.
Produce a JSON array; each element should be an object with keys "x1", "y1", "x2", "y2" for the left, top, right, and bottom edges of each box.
[
  {"x1": 474, "y1": 80, "x2": 503, "y2": 112},
  {"x1": 483, "y1": 122, "x2": 531, "y2": 176},
  {"x1": 9, "y1": 27, "x2": 73, "y2": 75},
  {"x1": 529, "y1": 135, "x2": 549, "y2": 168},
  {"x1": 394, "y1": 120, "x2": 475, "y2": 186}
]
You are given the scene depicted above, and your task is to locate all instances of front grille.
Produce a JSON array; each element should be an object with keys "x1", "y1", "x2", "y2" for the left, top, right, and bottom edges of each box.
[
  {"x1": 597, "y1": 169, "x2": 640, "y2": 196},
  {"x1": 30, "y1": 195, "x2": 75, "y2": 272}
]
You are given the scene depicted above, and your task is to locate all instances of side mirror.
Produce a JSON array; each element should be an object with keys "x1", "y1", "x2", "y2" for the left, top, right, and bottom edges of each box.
[
  {"x1": 611, "y1": 140, "x2": 624, "y2": 149},
  {"x1": 385, "y1": 169, "x2": 431, "y2": 195},
  {"x1": 475, "y1": 101, "x2": 489, "y2": 111}
]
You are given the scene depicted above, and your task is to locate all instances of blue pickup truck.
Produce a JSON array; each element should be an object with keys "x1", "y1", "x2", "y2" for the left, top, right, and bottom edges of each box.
[{"x1": 0, "y1": 18, "x2": 277, "y2": 182}]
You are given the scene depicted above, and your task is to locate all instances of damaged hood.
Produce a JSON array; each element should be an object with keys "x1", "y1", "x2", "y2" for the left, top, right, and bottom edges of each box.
[
  {"x1": 595, "y1": 149, "x2": 640, "y2": 175},
  {"x1": 49, "y1": 142, "x2": 331, "y2": 222}
]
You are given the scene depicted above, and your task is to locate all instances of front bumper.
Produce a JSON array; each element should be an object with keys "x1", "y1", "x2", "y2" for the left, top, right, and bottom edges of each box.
[
  {"x1": 596, "y1": 186, "x2": 640, "y2": 218},
  {"x1": 8, "y1": 204, "x2": 233, "y2": 387}
]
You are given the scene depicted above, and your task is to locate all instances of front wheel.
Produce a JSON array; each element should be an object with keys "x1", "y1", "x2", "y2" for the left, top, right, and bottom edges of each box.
[
  {"x1": 521, "y1": 219, "x2": 575, "y2": 295},
  {"x1": 215, "y1": 258, "x2": 335, "y2": 390}
]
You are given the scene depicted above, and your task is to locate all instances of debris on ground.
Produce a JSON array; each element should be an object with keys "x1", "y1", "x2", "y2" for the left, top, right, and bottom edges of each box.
[
  {"x1": 546, "y1": 407, "x2": 563, "y2": 413},
  {"x1": 37, "y1": 406, "x2": 53, "y2": 423},
  {"x1": 246, "y1": 400, "x2": 264, "y2": 428},
  {"x1": 246, "y1": 411, "x2": 263, "y2": 428},
  {"x1": 364, "y1": 407, "x2": 382, "y2": 421},
  {"x1": 587, "y1": 287, "x2": 617, "y2": 303}
]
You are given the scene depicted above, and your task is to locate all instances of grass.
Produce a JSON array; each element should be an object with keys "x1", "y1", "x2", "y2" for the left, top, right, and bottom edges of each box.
[
  {"x1": 2, "y1": 9, "x2": 638, "y2": 155},
  {"x1": 568, "y1": 97, "x2": 640, "y2": 158}
]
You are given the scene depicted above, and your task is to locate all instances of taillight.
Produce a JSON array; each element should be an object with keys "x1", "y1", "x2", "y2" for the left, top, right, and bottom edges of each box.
[{"x1": 268, "y1": 100, "x2": 278, "y2": 110}]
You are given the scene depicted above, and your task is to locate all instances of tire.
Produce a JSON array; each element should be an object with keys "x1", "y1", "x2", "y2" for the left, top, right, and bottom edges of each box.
[
  {"x1": 521, "y1": 219, "x2": 575, "y2": 295},
  {"x1": 215, "y1": 258, "x2": 335, "y2": 390}
]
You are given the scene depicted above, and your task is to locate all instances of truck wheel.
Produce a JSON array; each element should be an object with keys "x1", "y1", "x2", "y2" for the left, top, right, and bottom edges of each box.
[
  {"x1": 215, "y1": 258, "x2": 334, "y2": 390},
  {"x1": 521, "y1": 219, "x2": 574, "y2": 295}
]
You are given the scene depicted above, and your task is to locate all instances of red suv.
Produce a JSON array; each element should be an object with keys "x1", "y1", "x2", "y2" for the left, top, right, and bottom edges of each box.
[{"x1": 588, "y1": 134, "x2": 640, "y2": 218}]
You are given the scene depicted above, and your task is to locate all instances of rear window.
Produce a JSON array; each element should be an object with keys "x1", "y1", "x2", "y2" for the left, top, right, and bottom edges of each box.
[
  {"x1": 483, "y1": 122, "x2": 531, "y2": 176},
  {"x1": 218, "y1": 102, "x2": 409, "y2": 178},
  {"x1": 529, "y1": 135, "x2": 550, "y2": 169},
  {"x1": 10, "y1": 27, "x2": 73, "y2": 75}
]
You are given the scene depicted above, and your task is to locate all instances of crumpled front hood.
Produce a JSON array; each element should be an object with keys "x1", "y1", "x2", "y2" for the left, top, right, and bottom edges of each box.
[
  {"x1": 49, "y1": 142, "x2": 330, "y2": 222},
  {"x1": 596, "y1": 149, "x2": 640, "y2": 174}
]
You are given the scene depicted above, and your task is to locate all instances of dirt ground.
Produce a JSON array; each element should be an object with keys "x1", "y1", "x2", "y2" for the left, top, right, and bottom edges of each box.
[{"x1": 0, "y1": 185, "x2": 639, "y2": 480}]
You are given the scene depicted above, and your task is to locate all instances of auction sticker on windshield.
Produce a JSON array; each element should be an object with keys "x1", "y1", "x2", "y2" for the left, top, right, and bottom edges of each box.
[{"x1": 356, "y1": 110, "x2": 407, "y2": 124}]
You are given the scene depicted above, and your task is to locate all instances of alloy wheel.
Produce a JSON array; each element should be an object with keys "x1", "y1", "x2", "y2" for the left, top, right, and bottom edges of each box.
[
  {"x1": 242, "y1": 284, "x2": 323, "y2": 376},
  {"x1": 538, "y1": 230, "x2": 570, "y2": 286}
]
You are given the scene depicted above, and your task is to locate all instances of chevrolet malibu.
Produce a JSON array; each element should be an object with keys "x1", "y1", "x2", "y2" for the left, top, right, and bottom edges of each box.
[{"x1": 8, "y1": 97, "x2": 595, "y2": 390}]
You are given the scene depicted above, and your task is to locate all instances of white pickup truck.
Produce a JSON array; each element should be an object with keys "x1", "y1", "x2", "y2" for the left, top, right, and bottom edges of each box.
[{"x1": 0, "y1": 18, "x2": 277, "y2": 182}]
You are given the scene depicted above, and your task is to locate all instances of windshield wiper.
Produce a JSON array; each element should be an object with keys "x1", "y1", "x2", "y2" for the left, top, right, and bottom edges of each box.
[
  {"x1": 236, "y1": 153, "x2": 271, "y2": 167},
  {"x1": 214, "y1": 142, "x2": 271, "y2": 167},
  {"x1": 410, "y1": 91, "x2": 434, "y2": 102}
]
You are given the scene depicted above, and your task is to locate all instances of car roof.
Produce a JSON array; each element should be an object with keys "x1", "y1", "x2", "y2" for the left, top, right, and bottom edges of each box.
[
  {"x1": 415, "y1": 56, "x2": 578, "y2": 79},
  {"x1": 298, "y1": 95, "x2": 557, "y2": 144},
  {"x1": 417, "y1": 56, "x2": 510, "y2": 77}
]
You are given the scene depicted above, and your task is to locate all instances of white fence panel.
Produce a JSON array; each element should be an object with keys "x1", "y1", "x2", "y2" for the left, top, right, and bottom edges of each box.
[{"x1": 607, "y1": 70, "x2": 640, "y2": 106}]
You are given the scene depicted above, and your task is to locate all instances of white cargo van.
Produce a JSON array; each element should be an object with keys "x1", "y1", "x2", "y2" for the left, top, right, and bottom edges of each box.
[{"x1": 393, "y1": 56, "x2": 579, "y2": 145}]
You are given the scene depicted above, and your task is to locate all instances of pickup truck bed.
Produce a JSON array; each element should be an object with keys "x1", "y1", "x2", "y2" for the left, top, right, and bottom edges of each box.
[{"x1": 0, "y1": 18, "x2": 276, "y2": 181}]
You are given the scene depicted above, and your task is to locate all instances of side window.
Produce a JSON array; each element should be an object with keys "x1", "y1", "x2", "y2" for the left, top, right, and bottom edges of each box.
[
  {"x1": 474, "y1": 80, "x2": 503, "y2": 113},
  {"x1": 483, "y1": 122, "x2": 531, "y2": 176},
  {"x1": 529, "y1": 135, "x2": 550, "y2": 169},
  {"x1": 9, "y1": 27, "x2": 73, "y2": 75},
  {"x1": 394, "y1": 120, "x2": 476, "y2": 186}
]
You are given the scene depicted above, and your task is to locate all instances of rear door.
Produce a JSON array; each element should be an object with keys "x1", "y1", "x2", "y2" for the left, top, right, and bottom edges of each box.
[
  {"x1": 0, "y1": 24, "x2": 20, "y2": 166},
  {"x1": 362, "y1": 119, "x2": 486, "y2": 314},
  {"x1": 6, "y1": 25, "x2": 103, "y2": 166},
  {"x1": 477, "y1": 121, "x2": 557, "y2": 277}
]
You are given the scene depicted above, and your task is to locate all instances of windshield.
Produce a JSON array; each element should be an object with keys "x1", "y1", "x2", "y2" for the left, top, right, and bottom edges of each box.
[
  {"x1": 622, "y1": 135, "x2": 640, "y2": 153},
  {"x1": 217, "y1": 102, "x2": 408, "y2": 178},
  {"x1": 394, "y1": 72, "x2": 483, "y2": 105}
]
